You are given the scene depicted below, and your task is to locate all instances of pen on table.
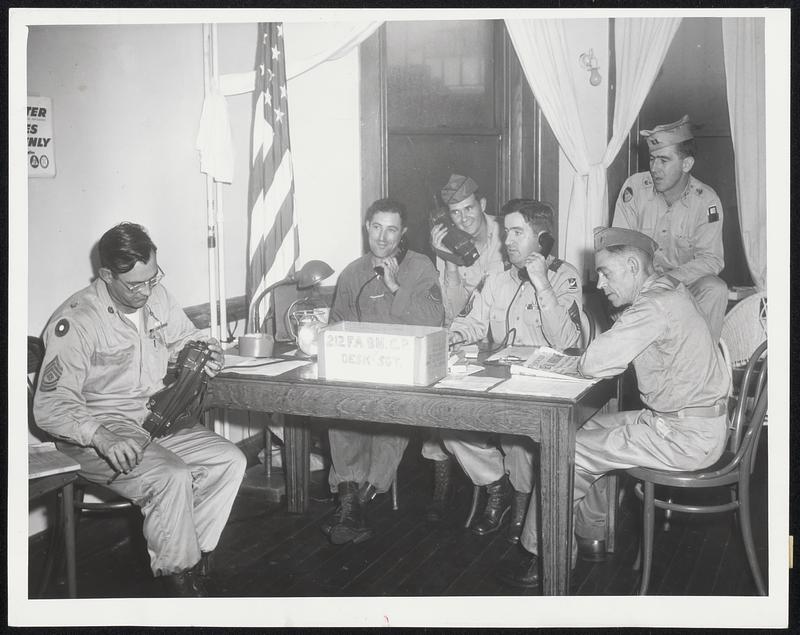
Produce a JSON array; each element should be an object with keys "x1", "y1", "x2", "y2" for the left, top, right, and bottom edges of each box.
[{"x1": 107, "y1": 437, "x2": 153, "y2": 484}]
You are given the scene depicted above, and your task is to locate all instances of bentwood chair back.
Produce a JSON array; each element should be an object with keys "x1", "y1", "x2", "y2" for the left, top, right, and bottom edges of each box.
[{"x1": 627, "y1": 340, "x2": 768, "y2": 595}]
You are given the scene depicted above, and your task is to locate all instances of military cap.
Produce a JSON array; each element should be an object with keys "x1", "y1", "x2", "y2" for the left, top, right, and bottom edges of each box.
[
  {"x1": 441, "y1": 174, "x2": 479, "y2": 205},
  {"x1": 593, "y1": 226, "x2": 658, "y2": 258},
  {"x1": 640, "y1": 114, "x2": 694, "y2": 151}
]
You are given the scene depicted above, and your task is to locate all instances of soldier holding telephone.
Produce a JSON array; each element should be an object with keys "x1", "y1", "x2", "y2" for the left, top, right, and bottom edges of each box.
[{"x1": 443, "y1": 199, "x2": 584, "y2": 543}]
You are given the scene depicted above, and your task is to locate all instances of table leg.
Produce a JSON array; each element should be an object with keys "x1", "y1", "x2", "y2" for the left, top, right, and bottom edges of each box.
[
  {"x1": 284, "y1": 415, "x2": 311, "y2": 514},
  {"x1": 62, "y1": 482, "x2": 77, "y2": 598},
  {"x1": 538, "y1": 408, "x2": 575, "y2": 595}
]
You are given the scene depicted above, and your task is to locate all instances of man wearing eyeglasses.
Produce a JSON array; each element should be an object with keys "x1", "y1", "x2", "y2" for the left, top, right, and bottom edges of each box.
[{"x1": 33, "y1": 222, "x2": 246, "y2": 597}]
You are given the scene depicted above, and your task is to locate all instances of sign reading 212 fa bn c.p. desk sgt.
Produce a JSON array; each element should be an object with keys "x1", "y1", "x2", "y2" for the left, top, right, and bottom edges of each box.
[{"x1": 28, "y1": 96, "x2": 55, "y2": 178}]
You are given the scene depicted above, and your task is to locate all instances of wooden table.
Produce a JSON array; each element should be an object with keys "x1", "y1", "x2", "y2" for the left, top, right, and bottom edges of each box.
[
  {"x1": 208, "y1": 362, "x2": 615, "y2": 596},
  {"x1": 29, "y1": 445, "x2": 81, "y2": 598}
]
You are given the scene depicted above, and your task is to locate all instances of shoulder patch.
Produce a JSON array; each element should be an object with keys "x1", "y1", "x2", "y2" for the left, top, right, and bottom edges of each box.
[
  {"x1": 548, "y1": 258, "x2": 563, "y2": 272},
  {"x1": 707, "y1": 205, "x2": 719, "y2": 223},
  {"x1": 568, "y1": 277, "x2": 578, "y2": 290},
  {"x1": 642, "y1": 176, "x2": 652, "y2": 187},
  {"x1": 428, "y1": 283, "x2": 442, "y2": 303},
  {"x1": 39, "y1": 355, "x2": 64, "y2": 392},
  {"x1": 622, "y1": 186, "x2": 633, "y2": 203},
  {"x1": 54, "y1": 318, "x2": 70, "y2": 337}
]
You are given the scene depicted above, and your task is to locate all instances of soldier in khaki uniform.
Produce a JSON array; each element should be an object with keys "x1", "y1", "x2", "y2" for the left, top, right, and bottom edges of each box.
[
  {"x1": 423, "y1": 174, "x2": 507, "y2": 522},
  {"x1": 498, "y1": 227, "x2": 730, "y2": 588},
  {"x1": 612, "y1": 115, "x2": 728, "y2": 341},
  {"x1": 33, "y1": 223, "x2": 246, "y2": 597},
  {"x1": 446, "y1": 199, "x2": 583, "y2": 543}
]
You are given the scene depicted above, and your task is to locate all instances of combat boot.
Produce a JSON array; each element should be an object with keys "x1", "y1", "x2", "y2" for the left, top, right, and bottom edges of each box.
[
  {"x1": 328, "y1": 481, "x2": 373, "y2": 545},
  {"x1": 471, "y1": 474, "x2": 512, "y2": 536},
  {"x1": 425, "y1": 458, "x2": 453, "y2": 523},
  {"x1": 506, "y1": 490, "x2": 531, "y2": 544}
]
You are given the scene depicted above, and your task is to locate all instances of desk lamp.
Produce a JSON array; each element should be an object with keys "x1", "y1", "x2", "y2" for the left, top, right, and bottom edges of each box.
[{"x1": 239, "y1": 259, "x2": 334, "y2": 357}]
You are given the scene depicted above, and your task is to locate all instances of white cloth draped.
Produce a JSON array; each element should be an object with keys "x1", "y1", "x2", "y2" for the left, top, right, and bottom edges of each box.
[
  {"x1": 198, "y1": 21, "x2": 382, "y2": 182},
  {"x1": 722, "y1": 18, "x2": 766, "y2": 290},
  {"x1": 505, "y1": 18, "x2": 680, "y2": 278}
]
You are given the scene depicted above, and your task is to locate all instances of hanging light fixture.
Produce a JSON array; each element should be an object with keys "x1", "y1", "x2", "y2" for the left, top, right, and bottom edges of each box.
[{"x1": 578, "y1": 49, "x2": 602, "y2": 87}]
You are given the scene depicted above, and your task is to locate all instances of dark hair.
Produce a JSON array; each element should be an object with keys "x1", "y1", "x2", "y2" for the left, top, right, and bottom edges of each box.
[
  {"x1": 501, "y1": 198, "x2": 554, "y2": 234},
  {"x1": 673, "y1": 138, "x2": 696, "y2": 160},
  {"x1": 98, "y1": 222, "x2": 157, "y2": 274},
  {"x1": 366, "y1": 198, "x2": 407, "y2": 227}
]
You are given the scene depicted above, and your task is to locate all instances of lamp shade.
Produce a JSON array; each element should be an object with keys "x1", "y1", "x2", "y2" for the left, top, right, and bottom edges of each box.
[{"x1": 296, "y1": 259, "x2": 334, "y2": 289}]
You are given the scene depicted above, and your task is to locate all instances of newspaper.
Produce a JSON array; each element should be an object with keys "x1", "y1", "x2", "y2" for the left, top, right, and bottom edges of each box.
[{"x1": 508, "y1": 346, "x2": 596, "y2": 383}]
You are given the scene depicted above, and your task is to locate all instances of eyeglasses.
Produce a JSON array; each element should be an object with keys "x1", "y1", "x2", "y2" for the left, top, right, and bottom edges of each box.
[{"x1": 117, "y1": 266, "x2": 165, "y2": 294}]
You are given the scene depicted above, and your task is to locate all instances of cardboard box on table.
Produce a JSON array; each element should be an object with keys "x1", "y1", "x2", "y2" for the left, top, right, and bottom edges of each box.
[{"x1": 317, "y1": 321, "x2": 448, "y2": 386}]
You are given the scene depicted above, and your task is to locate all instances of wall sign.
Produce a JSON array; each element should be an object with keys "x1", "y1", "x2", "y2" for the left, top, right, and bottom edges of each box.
[{"x1": 28, "y1": 96, "x2": 56, "y2": 177}]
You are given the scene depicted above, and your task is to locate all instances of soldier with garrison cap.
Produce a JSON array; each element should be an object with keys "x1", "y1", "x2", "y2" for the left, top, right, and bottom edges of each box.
[
  {"x1": 612, "y1": 115, "x2": 728, "y2": 341},
  {"x1": 497, "y1": 226, "x2": 730, "y2": 588},
  {"x1": 422, "y1": 174, "x2": 507, "y2": 524},
  {"x1": 444, "y1": 199, "x2": 584, "y2": 545}
]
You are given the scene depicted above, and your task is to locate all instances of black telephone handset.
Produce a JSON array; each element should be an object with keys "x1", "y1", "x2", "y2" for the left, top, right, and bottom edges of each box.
[
  {"x1": 518, "y1": 231, "x2": 554, "y2": 282},
  {"x1": 430, "y1": 206, "x2": 479, "y2": 267}
]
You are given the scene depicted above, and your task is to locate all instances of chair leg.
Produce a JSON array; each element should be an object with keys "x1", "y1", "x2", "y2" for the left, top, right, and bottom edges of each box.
[
  {"x1": 63, "y1": 482, "x2": 77, "y2": 598},
  {"x1": 738, "y1": 476, "x2": 766, "y2": 595},
  {"x1": 639, "y1": 481, "x2": 655, "y2": 595},
  {"x1": 37, "y1": 489, "x2": 64, "y2": 597},
  {"x1": 391, "y1": 476, "x2": 399, "y2": 511},
  {"x1": 464, "y1": 485, "x2": 481, "y2": 529}
]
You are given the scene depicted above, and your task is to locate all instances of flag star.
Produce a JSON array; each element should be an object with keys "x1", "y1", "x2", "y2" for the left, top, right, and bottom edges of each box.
[
  {"x1": 264, "y1": 90, "x2": 272, "y2": 107},
  {"x1": 266, "y1": 68, "x2": 274, "y2": 81},
  {"x1": 271, "y1": 45, "x2": 281, "y2": 61},
  {"x1": 259, "y1": 63, "x2": 265, "y2": 76},
  {"x1": 263, "y1": 33, "x2": 268, "y2": 44},
  {"x1": 280, "y1": 84, "x2": 287, "y2": 100},
  {"x1": 277, "y1": 24, "x2": 283, "y2": 37},
  {"x1": 274, "y1": 107, "x2": 284, "y2": 123}
]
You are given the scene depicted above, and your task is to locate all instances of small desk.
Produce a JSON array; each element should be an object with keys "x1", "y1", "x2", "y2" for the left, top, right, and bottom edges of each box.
[
  {"x1": 208, "y1": 359, "x2": 614, "y2": 596},
  {"x1": 29, "y1": 444, "x2": 81, "y2": 598}
]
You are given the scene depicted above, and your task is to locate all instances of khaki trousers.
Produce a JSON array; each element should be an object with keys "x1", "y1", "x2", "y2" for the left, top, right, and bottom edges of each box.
[
  {"x1": 520, "y1": 408, "x2": 727, "y2": 556},
  {"x1": 328, "y1": 422, "x2": 410, "y2": 493},
  {"x1": 59, "y1": 422, "x2": 246, "y2": 576}
]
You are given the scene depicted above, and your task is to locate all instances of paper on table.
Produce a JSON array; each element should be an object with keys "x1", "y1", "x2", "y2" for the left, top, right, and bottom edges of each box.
[
  {"x1": 490, "y1": 375, "x2": 594, "y2": 398},
  {"x1": 222, "y1": 356, "x2": 312, "y2": 377},
  {"x1": 435, "y1": 374, "x2": 505, "y2": 391}
]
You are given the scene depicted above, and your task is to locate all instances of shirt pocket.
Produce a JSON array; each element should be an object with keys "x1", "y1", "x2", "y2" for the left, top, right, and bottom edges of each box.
[{"x1": 87, "y1": 344, "x2": 136, "y2": 393}]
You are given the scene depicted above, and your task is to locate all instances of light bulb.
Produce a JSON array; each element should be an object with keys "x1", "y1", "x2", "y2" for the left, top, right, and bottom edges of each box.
[{"x1": 589, "y1": 68, "x2": 602, "y2": 87}]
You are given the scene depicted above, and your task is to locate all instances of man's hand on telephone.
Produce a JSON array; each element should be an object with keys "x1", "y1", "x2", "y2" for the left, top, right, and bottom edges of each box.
[
  {"x1": 380, "y1": 256, "x2": 400, "y2": 294},
  {"x1": 523, "y1": 252, "x2": 550, "y2": 290}
]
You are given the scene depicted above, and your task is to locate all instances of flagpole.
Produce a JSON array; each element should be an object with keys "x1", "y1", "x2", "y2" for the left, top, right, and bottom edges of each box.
[
  {"x1": 202, "y1": 23, "x2": 221, "y2": 343},
  {"x1": 210, "y1": 23, "x2": 230, "y2": 344}
]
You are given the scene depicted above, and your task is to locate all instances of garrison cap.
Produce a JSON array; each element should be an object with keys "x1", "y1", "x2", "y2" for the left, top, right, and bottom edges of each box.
[
  {"x1": 441, "y1": 174, "x2": 479, "y2": 205},
  {"x1": 640, "y1": 114, "x2": 693, "y2": 151},
  {"x1": 593, "y1": 227, "x2": 658, "y2": 258}
]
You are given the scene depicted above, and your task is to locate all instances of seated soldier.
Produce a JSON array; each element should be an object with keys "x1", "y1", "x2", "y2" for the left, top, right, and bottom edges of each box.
[
  {"x1": 445, "y1": 199, "x2": 583, "y2": 543},
  {"x1": 497, "y1": 227, "x2": 730, "y2": 588},
  {"x1": 423, "y1": 174, "x2": 507, "y2": 523},
  {"x1": 33, "y1": 222, "x2": 246, "y2": 597},
  {"x1": 321, "y1": 198, "x2": 444, "y2": 545}
]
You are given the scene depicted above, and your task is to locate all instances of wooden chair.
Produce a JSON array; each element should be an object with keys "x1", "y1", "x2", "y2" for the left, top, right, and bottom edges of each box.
[
  {"x1": 28, "y1": 336, "x2": 137, "y2": 595},
  {"x1": 627, "y1": 340, "x2": 768, "y2": 595}
]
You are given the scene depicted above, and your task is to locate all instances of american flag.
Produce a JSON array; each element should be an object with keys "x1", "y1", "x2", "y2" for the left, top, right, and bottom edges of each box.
[{"x1": 247, "y1": 22, "x2": 299, "y2": 332}]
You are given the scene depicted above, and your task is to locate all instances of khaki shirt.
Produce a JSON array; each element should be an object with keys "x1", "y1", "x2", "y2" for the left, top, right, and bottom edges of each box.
[
  {"x1": 330, "y1": 250, "x2": 444, "y2": 327},
  {"x1": 436, "y1": 213, "x2": 506, "y2": 326},
  {"x1": 579, "y1": 274, "x2": 730, "y2": 413},
  {"x1": 33, "y1": 279, "x2": 201, "y2": 447},
  {"x1": 612, "y1": 172, "x2": 724, "y2": 285},
  {"x1": 450, "y1": 259, "x2": 583, "y2": 349}
]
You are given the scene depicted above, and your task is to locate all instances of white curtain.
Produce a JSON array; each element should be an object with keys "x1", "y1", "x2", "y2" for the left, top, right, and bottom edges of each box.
[
  {"x1": 505, "y1": 18, "x2": 679, "y2": 278},
  {"x1": 284, "y1": 21, "x2": 382, "y2": 80},
  {"x1": 722, "y1": 18, "x2": 766, "y2": 290}
]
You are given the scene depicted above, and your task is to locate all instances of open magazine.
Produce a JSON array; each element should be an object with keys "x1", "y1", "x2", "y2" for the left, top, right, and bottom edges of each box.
[{"x1": 489, "y1": 345, "x2": 596, "y2": 382}]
